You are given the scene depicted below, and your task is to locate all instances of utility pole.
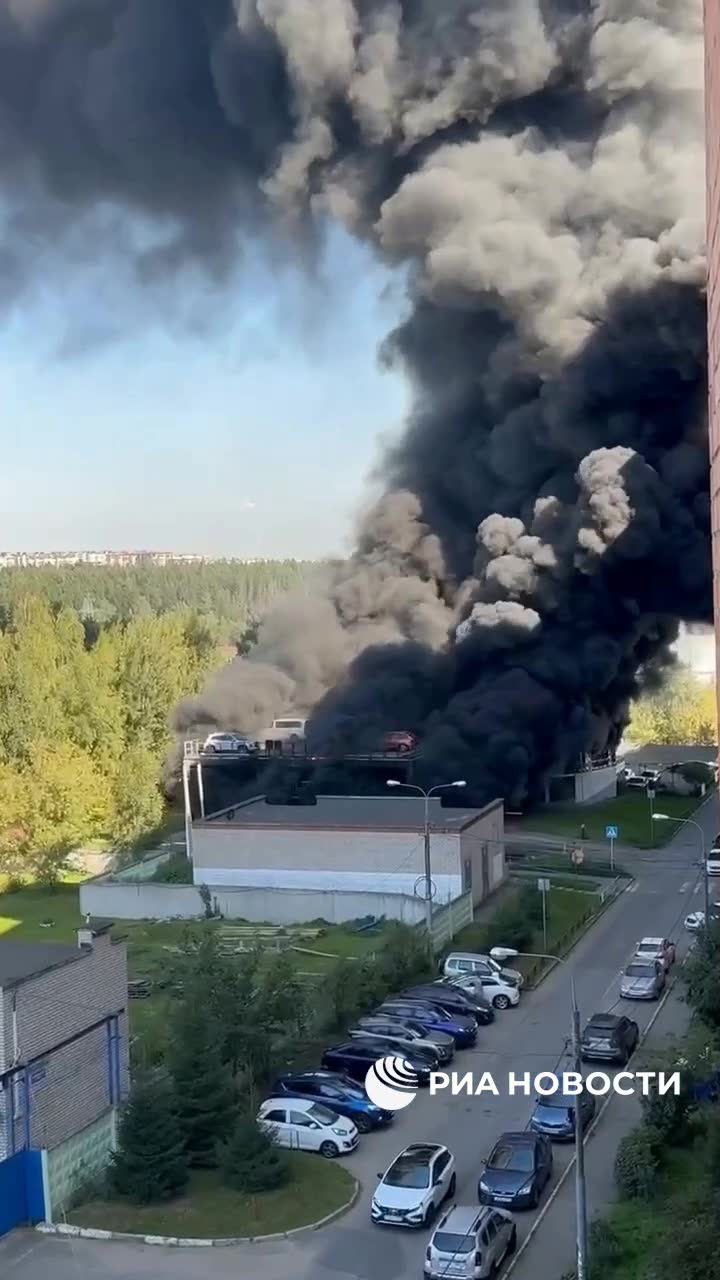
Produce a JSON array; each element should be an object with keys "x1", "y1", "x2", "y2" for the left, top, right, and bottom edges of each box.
[
  {"x1": 423, "y1": 791, "x2": 433, "y2": 955},
  {"x1": 571, "y1": 974, "x2": 588, "y2": 1280}
]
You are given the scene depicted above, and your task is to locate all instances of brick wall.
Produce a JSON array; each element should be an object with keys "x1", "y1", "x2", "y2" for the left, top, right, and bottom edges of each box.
[
  {"x1": 1, "y1": 933, "x2": 128, "y2": 1151},
  {"x1": 706, "y1": 0, "x2": 720, "y2": 730}
]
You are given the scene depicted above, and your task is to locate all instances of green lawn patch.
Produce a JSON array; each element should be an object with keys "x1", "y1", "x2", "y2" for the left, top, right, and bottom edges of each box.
[
  {"x1": 66, "y1": 1157, "x2": 355, "y2": 1238},
  {"x1": 518, "y1": 790, "x2": 707, "y2": 848},
  {"x1": 0, "y1": 882, "x2": 85, "y2": 940},
  {"x1": 449, "y1": 882, "x2": 597, "y2": 983}
]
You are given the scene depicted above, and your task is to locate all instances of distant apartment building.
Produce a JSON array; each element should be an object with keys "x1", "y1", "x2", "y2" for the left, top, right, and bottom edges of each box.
[
  {"x1": 707, "y1": 1, "x2": 720, "y2": 726},
  {"x1": 0, "y1": 550, "x2": 206, "y2": 568},
  {"x1": 0, "y1": 923, "x2": 128, "y2": 1233}
]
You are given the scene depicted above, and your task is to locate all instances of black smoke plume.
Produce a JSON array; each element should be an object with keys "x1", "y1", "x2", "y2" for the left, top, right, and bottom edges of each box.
[{"x1": 3, "y1": 1, "x2": 708, "y2": 805}]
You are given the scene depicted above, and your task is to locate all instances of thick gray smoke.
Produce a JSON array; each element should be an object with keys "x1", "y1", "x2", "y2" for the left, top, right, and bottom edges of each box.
[{"x1": 3, "y1": 1, "x2": 708, "y2": 804}]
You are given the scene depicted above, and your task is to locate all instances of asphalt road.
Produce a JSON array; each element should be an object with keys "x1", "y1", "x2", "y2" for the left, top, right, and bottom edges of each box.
[{"x1": 2, "y1": 796, "x2": 715, "y2": 1280}]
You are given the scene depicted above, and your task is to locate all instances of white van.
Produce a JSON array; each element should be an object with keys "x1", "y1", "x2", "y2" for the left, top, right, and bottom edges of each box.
[
  {"x1": 258, "y1": 717, "x2": 308, "y2": 752},
  {"x1": 258, "y1": 1097, "x2": 358, "y2": 1157}
]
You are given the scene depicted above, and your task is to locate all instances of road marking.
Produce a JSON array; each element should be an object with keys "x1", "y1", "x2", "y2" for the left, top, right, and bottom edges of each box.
[
  {"x1": 501, "y1": 975, "x2": 677, "y2": 1279},
  {"x1": 628, "y1": 882, "x2": 639, "y2": 893},
  {"x1": 693, "y1": 882, "x2": 701, "y2": 896}
]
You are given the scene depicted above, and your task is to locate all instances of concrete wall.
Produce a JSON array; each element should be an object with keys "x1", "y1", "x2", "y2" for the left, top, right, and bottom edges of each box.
[
  {"x1": 80, "y1": 879, "x2": 429, "y2": 926},
  {"x1": 574, "y1": 765, "x2": 617, "y2": 805},
  {"x1": 1, "y1": 933, "x2": 128, "y2": 1152},
  {"x1": 191, "y1": 824, "x2": 463, "y2": 900},
  {"x1": 45, "y1": 1109, "x2": 117, "y2": 1216},
  {"x1": 459, "y1": 801, "x2": 505, "y2": 905}
]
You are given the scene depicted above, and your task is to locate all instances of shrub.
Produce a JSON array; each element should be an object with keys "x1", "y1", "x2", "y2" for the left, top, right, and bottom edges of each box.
[
  {"x1": 219, "y1": 1109, "x2": 290, "y2": 1193},
  {"x1": 614, "y1": 1127, "x2": 659, "y2": 1199},
  {"x1": 589, "y1": 1217, "x2": 623, "y2": 1271},
  {"x1": 641, "y1": 1073, "x2": 694, "y2": 1145},
  {"x1": 151, "y1": 851, "x2": 193, "y2": 883},
  {"x1": 110, "y1": 1072, "x2": 188, "y2": 1203}
]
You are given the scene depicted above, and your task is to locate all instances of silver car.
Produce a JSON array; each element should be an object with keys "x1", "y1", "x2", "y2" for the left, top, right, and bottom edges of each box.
[
  {"x1": 620, "y1": 959, "x2": 665, "y2": 1000},
  {"x1": 425, "y1": 1204, "x2": 516, "y2": 1280}
]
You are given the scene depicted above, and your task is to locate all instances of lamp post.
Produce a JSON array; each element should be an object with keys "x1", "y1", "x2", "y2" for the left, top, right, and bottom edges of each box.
[
  {"x1": 652, "y1": 812, "x2": 708, "y2": 922},
  {"x1": 386, "y1": 779, "x2": 467, "y2": 949},
  {"x1": 490, "y1": 946, "x2": 588, "y2": 1280}
]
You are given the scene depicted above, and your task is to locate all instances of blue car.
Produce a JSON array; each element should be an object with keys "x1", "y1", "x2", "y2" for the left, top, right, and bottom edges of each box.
[
  {"x1": 529, "y1": 1088, "x2": 595, "y2": 1141},
  {"x1": 379, "y1": 999, "x2": 477, "y2": 1048},
  {"x1": 270, "y1": 1070, "x2": 394, "y2": 1132}
]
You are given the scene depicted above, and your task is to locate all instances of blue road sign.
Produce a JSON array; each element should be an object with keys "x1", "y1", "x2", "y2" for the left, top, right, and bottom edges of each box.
[{"x1": 606, "y1": 825, "x2": 618, "y2": 840}]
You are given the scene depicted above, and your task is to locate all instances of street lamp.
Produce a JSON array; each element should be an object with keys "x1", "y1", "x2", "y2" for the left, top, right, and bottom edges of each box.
[
  {"x1": 490, "y1": 946, "x2": 588, "y2": 1280},
  {"x1": 652, "y1": 812, "x2": 709, "y2": 922},
  {"x1": 386, "y1": 779, "x2": 467, "y2": 947}
]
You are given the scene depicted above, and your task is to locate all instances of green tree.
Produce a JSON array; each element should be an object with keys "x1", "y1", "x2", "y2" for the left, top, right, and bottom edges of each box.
[
  {"x1": 219, "y1": 1109, "x2": 290, "y2": 1193},
  {"x1": 169, "y1": 996, "x2": 236, "y2": 1167},
  {"x1": 684, "y1": 924, "x2": 720, "y2": 1029},
  {"x1": 627, "y1": 670, "x2": 717, "y2": 746},
  {"x1": 111, "y1": 743, "x2": 164, "y2": 843},
  {"x1": 110, "y1": 1072, "x2": 188, "y2": 1203}
]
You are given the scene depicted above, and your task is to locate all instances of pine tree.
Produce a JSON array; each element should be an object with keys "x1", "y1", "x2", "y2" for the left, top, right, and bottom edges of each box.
[
  {"x1": 219, "y1": 1110, "x2": 290, "y2": 1193},
  {"x1": 169, "y1": 995, "x2": 236, "y2": 1167},
  {"x1": 110, "y1": 1072, "x2": 188, "y2": 1204}
]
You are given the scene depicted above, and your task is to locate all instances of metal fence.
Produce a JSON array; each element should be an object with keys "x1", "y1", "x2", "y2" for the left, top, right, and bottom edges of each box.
[{"x1": 429, "y1": 892, "x2": 474, "y2": 954}]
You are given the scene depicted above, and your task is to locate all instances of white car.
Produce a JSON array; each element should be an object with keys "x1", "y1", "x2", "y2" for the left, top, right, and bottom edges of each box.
[
  {"x1": 202, "y1": 731, "x2": 255, "y2": 755},
  {"x1": 257, "y1": 1098, "x2": 358, "y2": 1158},
  {"x1": 634, "y1": 937, "x2": 676, "y2": 970},
  {"x1": 372, "y1": 1143, "x2": 456, "y2": 1228},
  {"x1": 425, "y1": 1204, "x2": 517, "y2": 1280},
  {"x1": 685, "y1": 911, "x2": 705, "y2": 932},
  {"x1": 707, "y1": 849, "x2": 720, "y2": 876}
]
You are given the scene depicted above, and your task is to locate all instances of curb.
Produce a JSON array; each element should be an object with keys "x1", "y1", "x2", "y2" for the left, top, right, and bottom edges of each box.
[{"x1": 36, "y1": 1177, "x2": 360, "y2": 1248}]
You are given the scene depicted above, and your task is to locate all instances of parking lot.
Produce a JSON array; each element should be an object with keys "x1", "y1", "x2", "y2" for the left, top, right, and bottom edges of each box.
[{"x1": 1, "y1": 808, "x2": 710, "y2": 1280}]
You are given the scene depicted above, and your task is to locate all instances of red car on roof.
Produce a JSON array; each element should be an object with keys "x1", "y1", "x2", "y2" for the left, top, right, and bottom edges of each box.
[{"x1": 383, "y1": 730, "x2": 419, "y2": 754}]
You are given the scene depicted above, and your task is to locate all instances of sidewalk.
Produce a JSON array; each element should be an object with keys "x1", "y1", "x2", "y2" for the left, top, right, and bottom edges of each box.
[{"x1": 505, "y1": 981, "x2": 690, "y2": 1280}]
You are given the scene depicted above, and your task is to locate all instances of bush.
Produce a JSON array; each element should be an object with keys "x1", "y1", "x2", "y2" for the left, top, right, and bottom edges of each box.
[
  {"x1": 219, "y1": 1110, "x2": 290, "y2": 1193},
  {"x1": 614, "y1": 1128, "x2": 659, "y2": 1200},
  {"x1": 641, "y1": 1073, "x2": 694, "y2": 1145},
  {"x1": 151, "y1": 851, "x2": 193, "y2": 883},
  {"x1": 589, "y1": 1217, "x2": 623, "y2": 1272}
]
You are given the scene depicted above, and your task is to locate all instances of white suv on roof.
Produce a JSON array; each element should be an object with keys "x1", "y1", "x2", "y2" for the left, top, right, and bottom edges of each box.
[
  {"x1": 371, "y1": 1143, "x2": 456, "y2": 1228},
  {"x1": 202, "y1": 732, "x2": 255, "y2": 754},
  {"x1": 425, "y1": 1204, "x2": 517, "y2": 1279}
]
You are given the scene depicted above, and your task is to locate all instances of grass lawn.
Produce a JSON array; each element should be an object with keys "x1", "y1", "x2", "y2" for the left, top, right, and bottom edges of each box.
[
  {"x1": 594, "y1": 1143, "x2": 699, "y2": 1280},
  {"x1": 66, "y1": 1157, "x2": 355, "y2": 1238},
  {"x1": 451, "y1": 882, "x2": 597, "y2": 982},
  {"x1": 518, "y1": 790, "x2": 708, "y2": 848}
]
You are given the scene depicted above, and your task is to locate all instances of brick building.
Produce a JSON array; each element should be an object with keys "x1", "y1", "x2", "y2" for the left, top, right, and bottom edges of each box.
[
  {"x1": 0, "y1": 923, "x2": 128, "y2": 1228},
  {"x1": 707, "y1": 1, "x2": 720, "y2": 714}
]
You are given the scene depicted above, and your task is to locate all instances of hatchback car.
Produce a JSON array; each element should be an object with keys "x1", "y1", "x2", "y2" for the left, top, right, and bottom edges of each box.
[
  {"x1": 372, "y1": 1143, "x2": 456, "y2": 1228},
  {"x1": 620, "y1": 958, "x2": 665, "y2": 1000},
  {"x1": 580, "y1": 1012, "x2": 639, "y2": 1064},
  {"x1": 474, "y1": 974, "x2": 521, "y2": 1010},
  {"x1": 685, "y1": 910, "x2": 705, "y2": 932},
  {"x1": 351, "y1": 1016, "x2": 454, "y2": 1063},
  {"x1": 257, "y1": 1098, "x2": 358, "y2": 1158},
  {"x1": 478, "y1": 1132, "x2": 553, "y2": 1209},
  {"x1": 707, "y1": 849, "x2": 720, "y2": 877},
  {"x1": 634, "y1": 937, "x2": 675, "y2": 970},
  {"x1": 380, "y1": 999, "x2": 477, "y2": 1048},
  {"x1": 530, "y1": 1088, "x2": 596, "y2": 1141},
  {"x1": 383, "y1": 730, "x2": 419, "y2": 753},
  {"x1": 443, "y1": 952, "x2": 524, "y2": 987},
  {"x1": 321, "y1": 1038, "x2": 434, "y2": 1085},
  {"x1": 269, "y1": 1071, "x2": 394, "y2": 1132},
  {"x1": 407, "y1": 982, "x2": 494, "y2": 1025},
  {"x1": 424, "y1": 1205, "x2": 516, "y2": 1280}
]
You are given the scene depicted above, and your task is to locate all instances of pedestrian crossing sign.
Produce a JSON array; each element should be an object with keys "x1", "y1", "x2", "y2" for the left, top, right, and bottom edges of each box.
[{"x1": 606, "y1": 824, "x2": 618, "y2": 839}]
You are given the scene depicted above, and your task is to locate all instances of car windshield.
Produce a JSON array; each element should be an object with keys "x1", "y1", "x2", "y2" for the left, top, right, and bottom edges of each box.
[
  {"x1": 385, "y1": 1158, "x2": 430, "y2": 1188},
  {"x1": 626, "y1": 963, "x2": 654, "y2": 978},
  {"x1": 535, "y1": 1095, "x2": 575, "y2": 1110},
  {"x1": 308, "y1": 1104, "x2": 337, "y2": 1124},
  {"x1": 489, "y1": 1144, "x2": 534, "y2": 1173},
  {"x1": 433, "y1": 1232, "x2": 474, "y2": 1254}
]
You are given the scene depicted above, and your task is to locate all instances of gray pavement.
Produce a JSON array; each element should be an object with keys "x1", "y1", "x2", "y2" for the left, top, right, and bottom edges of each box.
[{"x1": 2, "y1": 794, "x2": 715, "y2": 1280}]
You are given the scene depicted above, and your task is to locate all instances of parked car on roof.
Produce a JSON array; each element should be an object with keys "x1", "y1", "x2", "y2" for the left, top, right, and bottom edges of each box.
[
  {"x1": 382, "y1": 730, "x2": 419, "y2": 753},
  {"x1": 478, "y1": 1132, "x2": 553, "y2": 1209},
  {"x1": 620, "y1": 958, "x2": 665, "y2": 1000},
  {"x1": 529, "y1": 1087, "x2": 595, "y2": 1141},
  {"x1": 634, "y1": 936, "x2": 675, "y2": 970},
  {"x1": 380, "y1": 999, "x2": 477, "y2": 1048},
  {"x1": 424, "y1": 1205, "x2": 517, "y2": 1280},
  {"x1": 202, "y1": 731, "x2": 256, "y2": 754},
  {"x1": 269, "y1": 1071, "x2": 394, "y2": 1132},
  {"x1": 351, "y1": 1015, "x2": 454, "y2": 1063},
  {"x1": 257, "y1": 1097, "x2": 358, "y2": 1158},
  {"x1": 372, "y1": 1143, "x2": 456, "y2": 1228},
  {"x1": 580, "y1": 1013, "x2": 639, "y2": 1064}
]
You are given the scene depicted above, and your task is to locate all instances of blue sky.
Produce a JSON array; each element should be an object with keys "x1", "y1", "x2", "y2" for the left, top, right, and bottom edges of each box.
[{"x1": 0, "y1": 227, "x2": 409, "y2": 558}]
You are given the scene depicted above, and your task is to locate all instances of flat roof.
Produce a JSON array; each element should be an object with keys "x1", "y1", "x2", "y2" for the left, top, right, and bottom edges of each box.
[
  {"x1": 0, "y1": 939, "x2": 80, "y2": 989},
  {"x1": 200, "y1": 794, "x2": 501, "y2": 833}
]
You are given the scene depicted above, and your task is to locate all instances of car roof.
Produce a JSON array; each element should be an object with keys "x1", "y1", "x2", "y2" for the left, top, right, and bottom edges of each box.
[
  {"x1": 586, "y1": 1012, "x2": 620, "y2": 1027},
  {"x1": 394, "y1": 1143, "x2": 445, "y2": 1164},
  {"x1": 437, "y1": 1205, "x2": 485, "y2": 1235},
  {"x1": 491, "y1": 1131, "x2": 536, "y2": 1146},
  {"x1": 638, "y1": 937, "x2": 664, "y2": 946},
  {"x1": 445, "y1": 952, "x2": 492, "y2": 962}
]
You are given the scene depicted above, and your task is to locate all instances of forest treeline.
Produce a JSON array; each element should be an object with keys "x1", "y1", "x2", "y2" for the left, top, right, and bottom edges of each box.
[
  {"x1": 0, "y1": 561, "x2": 311, "y2": 878},
  {"x1": 0, "y1": 560, "x2": 312, "y2": 643}
]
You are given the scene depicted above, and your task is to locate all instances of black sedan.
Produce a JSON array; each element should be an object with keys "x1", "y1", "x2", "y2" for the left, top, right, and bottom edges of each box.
[
  {"x1": 478, "y1": 1132, "x2": 553, "y2": 1210},
  {"x1": 580, "y1": 1012, "x2": 639, "y2": 1064},
  {"x1": 321, "y1": 1037, "x2": 436, "y2": 1085},
  {"x1": 404, "y1": 983, "x2": 495, "y2": 1025},
  {"x1": 530, "y1": 1088, "x2": 596, "y2": 1141}
]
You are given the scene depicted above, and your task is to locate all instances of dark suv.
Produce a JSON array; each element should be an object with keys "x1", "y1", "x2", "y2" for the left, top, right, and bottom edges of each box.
[
  {"x1": 270, "y1": 1070, "x2": 394, "y2": 1131},
  {"x1": 408, "y1": 982, "x2": 494, "y2": 1025},
  {"x1": 580, "y1": 1013, "x2": 639, "y2": 1064},
  {"x1": 322, "y1": 1038, "x2": 435, "y2": 1084}
]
